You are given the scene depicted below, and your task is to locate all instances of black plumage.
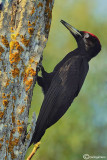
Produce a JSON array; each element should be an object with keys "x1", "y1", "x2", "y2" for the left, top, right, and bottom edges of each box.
[
  {"x1": 30, "y1": 20, "x2": 101, "y2": 145},
  {"x1": 0, "y1": 2, "x2": 3, "y2": 10}
]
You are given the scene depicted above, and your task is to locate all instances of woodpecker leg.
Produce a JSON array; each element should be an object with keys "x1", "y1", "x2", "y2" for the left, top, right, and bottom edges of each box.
[
  {"x1": 27, "y1": 142, "x2": 41, "y2": 160},
  {"x1": 41, "y1": 66, "x2": 49, "y2": 78},
  {"x1": 37, "y1": 76, "x2": 44, "y2": 87}
]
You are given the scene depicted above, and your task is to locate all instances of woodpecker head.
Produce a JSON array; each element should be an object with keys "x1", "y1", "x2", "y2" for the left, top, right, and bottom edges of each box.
[{"x1": 61, "y1": 20, "x2": 101, "y2": 61}]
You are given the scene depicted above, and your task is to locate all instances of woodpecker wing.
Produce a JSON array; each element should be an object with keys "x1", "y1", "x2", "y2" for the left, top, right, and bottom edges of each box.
[
  {"x1": 32, "y1": 56, "x2": 89, "y2": 144},
  {"x1": 46, "y1": 57, "x2": 89, "y2": 128}
]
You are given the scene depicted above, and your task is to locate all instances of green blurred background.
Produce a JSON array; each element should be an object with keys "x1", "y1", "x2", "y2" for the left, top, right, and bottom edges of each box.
[{"x1": 26, "y1": 0, "x2": 107, "y2": 159}]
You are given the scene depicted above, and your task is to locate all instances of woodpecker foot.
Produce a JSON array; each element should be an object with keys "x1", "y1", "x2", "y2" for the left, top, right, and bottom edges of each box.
[
  {"x1": 27, "y1": 142, "x2": 41, "y2": 160},
  {"x1": 36, "y1": 63, "x2": 42, "y2": 72}
]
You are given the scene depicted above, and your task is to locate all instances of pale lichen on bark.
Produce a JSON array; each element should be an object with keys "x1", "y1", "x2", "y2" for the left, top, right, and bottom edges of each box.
[{"x1": 0, "y1": 0, "x2": 54, "y2": 159}]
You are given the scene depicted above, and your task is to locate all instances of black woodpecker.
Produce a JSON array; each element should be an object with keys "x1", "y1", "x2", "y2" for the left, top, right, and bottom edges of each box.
[{"x1": 30, "y1": 20, "x2": 101, "y2": 145}]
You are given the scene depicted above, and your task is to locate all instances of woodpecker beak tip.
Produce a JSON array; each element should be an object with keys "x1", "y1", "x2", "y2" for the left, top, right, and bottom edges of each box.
[{"x1": 60, "y1": 20, "x2": 82, "y2": 37}]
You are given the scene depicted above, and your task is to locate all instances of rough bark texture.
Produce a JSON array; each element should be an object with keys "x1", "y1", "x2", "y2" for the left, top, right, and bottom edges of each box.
[{"x1": 0, "y1": 0, "x2": 54, "y2": 159}]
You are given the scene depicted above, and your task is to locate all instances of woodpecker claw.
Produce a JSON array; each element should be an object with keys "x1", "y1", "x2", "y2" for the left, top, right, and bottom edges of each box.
[
  {"x1": 36, "y1": 55, "x2": 43, "y2": 72},
  {"x1": 36, "y1": 61, "x2": 43, "y2": 72}
]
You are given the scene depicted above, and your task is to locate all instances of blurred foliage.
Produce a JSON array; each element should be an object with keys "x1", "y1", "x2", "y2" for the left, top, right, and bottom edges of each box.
[{"x1": 25, "y1": 0, "x2": 107, "y2": 159}]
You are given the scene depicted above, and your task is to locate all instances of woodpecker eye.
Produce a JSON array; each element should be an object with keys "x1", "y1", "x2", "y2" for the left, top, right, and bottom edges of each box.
[
  {"x1": 84, "y1": 33, "x2": 97, "y2": 43},
  {"x1": 84, "y1": 33, "x2": 96, "y2": 45},
  {"x1": 83, "y1": 33, "x2": 95, "y2": 48},
  {"x1": 84, "y1": 33, "x2": 90, "y2": 39}
]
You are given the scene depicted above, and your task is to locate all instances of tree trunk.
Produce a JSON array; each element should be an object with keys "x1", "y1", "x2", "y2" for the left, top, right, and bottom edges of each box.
[{"x1": 0, "y1": 0, "x2": 54, "y2": 159}]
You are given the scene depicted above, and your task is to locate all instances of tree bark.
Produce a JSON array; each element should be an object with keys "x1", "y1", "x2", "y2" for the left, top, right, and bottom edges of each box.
[{"x1": 0, "y1": 0, "x2": 54, "y2": 159}]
